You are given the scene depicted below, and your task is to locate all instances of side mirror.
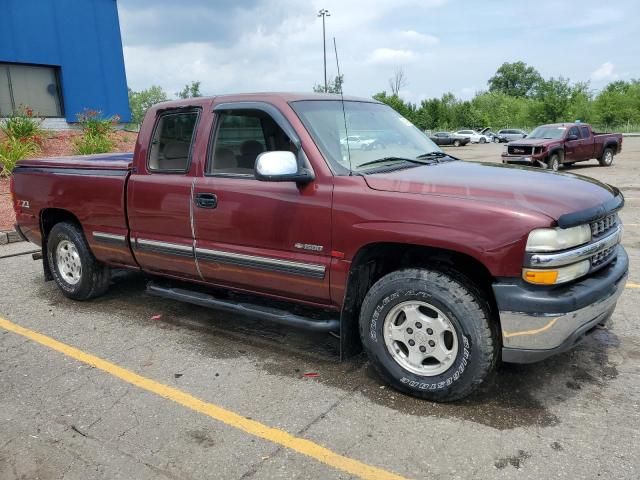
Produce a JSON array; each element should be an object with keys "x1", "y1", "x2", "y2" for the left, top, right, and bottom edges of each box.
[
  {"x1": 567, "y1": 134, "x2": 578, "y2": 141},
  {"x1": 255, "y1": 151, "x2": 314, "y2": 183}
]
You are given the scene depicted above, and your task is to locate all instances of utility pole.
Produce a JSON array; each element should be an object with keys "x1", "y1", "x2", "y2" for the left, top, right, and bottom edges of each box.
[{"x1": 317, "y1": 9, "x2": 330, "y2": 92}]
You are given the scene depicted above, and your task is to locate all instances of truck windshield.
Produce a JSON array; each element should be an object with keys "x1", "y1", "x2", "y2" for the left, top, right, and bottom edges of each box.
[
  {"x1": 290, "y1": 100, "x2": 442, "y2": 174},
  {"x1": 527, "y1": 126, "x2": 566, "y2": 139}
]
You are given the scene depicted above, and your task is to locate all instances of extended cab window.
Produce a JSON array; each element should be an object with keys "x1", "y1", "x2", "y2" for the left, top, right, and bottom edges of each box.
[
  {"x1": 580, "y1": 126, "x2": 590, "y2": 138},
  {"x1": 148, "y1": 110, "x2": 199, "y2": 173},
  {"x1": 208, "y1": 110, "x2": 293, "y2": 176}
]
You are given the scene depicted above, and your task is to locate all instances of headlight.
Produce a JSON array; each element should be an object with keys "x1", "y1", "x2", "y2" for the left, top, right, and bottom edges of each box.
[
  {"x1": 523, "y1": 260, "x2": 590, "y2": 285},
  {"x1": 525, "y1": 225, "x2": 591, "y2": 252}
]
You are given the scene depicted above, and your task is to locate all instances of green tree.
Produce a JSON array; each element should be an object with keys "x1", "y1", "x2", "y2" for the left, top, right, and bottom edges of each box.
[
  {"x1": 593, "y1": 80, "x2": 640, "y2": 127},
  {"x1": 488, "y1": 62, "x2": 543, "y2": 98},
  {"x1": 532, "y1": 77, "x2": 573, "y2": 123},
  {"x1": 313, "y1": 75, "x2": 344, "y2": 94},
  {"x1": 176, "y1": 81, "x2": 202, "y2": 99},
  {"x1": 128, "y1": 86, "x2": 169, "y2": 125}
]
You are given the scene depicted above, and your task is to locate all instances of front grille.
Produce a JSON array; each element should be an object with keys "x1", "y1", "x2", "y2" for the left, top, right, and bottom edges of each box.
[
  {"x1": 590, "y1": 213, "x2": 618, "y2": 238},
  {"x1": 591, "y1": 245, "x2": 616, "y2": 267},
  {"x1": 508, "y1": 145, "x2": 532, "y2": 155}
]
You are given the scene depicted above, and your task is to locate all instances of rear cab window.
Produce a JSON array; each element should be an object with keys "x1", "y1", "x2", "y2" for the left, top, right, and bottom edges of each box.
[
  {"x1": 148, "y1": 109, "x2": 200, "y2": 173},
  {"x1": 580, "y1": 126, "x2": 590, "y2": 138}
]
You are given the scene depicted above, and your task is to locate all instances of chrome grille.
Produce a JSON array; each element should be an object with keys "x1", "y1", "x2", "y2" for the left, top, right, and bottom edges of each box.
[
  {"x1": 590, "y1": 213, "x2": 618, "y2": 238},
  {"x1": 591, "y1": 245, "x2": 616, "y2": 267},
  {"x1": 508, "y1": 145, "x2": 533, "y2": 155}
]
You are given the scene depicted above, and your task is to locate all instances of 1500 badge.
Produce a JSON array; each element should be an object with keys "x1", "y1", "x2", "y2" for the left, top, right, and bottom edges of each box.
[{"x1": 294, "y1": 243, "x2": 323, "y2": 252}]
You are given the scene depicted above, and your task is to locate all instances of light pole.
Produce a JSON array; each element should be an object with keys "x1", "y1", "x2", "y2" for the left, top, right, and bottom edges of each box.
[{"x1": 317, "y1": 9, "x2": 330, "y2": 92}]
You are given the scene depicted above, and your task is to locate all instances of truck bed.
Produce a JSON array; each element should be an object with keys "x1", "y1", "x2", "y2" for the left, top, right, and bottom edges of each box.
[{"x1": 12, "y1": 152, "x2": 136, "y2": 268}]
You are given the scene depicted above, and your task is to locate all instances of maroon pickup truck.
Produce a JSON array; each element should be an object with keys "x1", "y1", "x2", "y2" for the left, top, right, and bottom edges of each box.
[
  {"x1": 10, "y1": 93, "x2": 628, "y2": 401},
  {"x1": 501, "y1": 122, "x2": 622, "y2": 171}
]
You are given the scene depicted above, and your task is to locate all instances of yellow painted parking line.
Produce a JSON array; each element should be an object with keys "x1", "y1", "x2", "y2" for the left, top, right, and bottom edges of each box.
[
  {"x1": 627, "y1": 282, "x2": 640, "y2": 289},
  {"x1": 0, "y1": 316, "x2": 407, "y2": 480}
]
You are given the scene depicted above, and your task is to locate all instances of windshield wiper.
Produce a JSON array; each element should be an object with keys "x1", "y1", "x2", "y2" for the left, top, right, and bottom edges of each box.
[
  {"x1": 416, "y1": 151, "x2": 457, "y2": 162},
  {"x1": 357, "y1": 156, "x2": 436, "y2": 169}
]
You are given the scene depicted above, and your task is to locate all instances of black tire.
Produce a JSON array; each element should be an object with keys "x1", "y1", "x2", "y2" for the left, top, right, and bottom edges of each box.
[
  {"x1": 453, "y1": 139, "x2": 461, "y2": 147},
  {"x1": 47, "y1": 222, "x2": 110, "y2": 300},
  {"x1": 547, "y1": 153, "x2": 560, "y2": 171},
  {"x1": 599, "y1": 147, "x2": 614, "y2": 167},
  {"x1": 493, "y1": 137, "x2": 500, "y2": 143},
  {"x1": 479, "y1": 137, "x2": 486, "y2": 144},
  {"x1": 359, "y1": 268, "x2": 498, "y2": 402}
]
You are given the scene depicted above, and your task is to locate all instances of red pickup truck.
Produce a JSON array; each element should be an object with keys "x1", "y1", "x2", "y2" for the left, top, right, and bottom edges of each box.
[
  {"x1": 10, "y1": 94, "x2": 628, "y2": 401},
  {"x1": 501, "y1": 122, "x2": 623, "y2": 171}
]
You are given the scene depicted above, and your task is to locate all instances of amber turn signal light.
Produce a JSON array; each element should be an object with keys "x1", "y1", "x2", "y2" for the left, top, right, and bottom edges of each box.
[{"x1": 522, "y1": 269, "x2": 559, "y2": 285}]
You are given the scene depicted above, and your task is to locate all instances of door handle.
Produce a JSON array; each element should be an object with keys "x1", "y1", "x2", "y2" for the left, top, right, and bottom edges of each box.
[{"x1": 195, "y1": 193, "x2": 217, "y2": 209}]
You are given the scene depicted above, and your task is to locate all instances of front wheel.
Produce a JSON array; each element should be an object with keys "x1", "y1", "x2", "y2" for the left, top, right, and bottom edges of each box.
[
  {"x1": 547, "y1": 154, "x2": 560, "y2": 171},
  {"x1": 479, "y1": 137, "x2": 486, "y2": 144},
  {"x1": 47, "y1": 222, "x2": 110, "y2": 300},
  {"x1": 599, "y1": 148, "x2": 614, "y2": 166},
  {"x1": 493, "y1": 137, "x2": 500, "y2": 143},
  {"x1": 359, "y1": 268, "x2": 498, "y2": 402}
]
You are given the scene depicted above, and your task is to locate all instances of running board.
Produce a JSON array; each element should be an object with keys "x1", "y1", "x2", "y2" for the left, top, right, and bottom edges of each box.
[{"x1": 146, "y1": 282, "x2": 340, "y2": 333}]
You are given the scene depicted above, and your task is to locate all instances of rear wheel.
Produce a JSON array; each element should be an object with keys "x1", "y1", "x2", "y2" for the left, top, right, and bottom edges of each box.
[
  {"x1": 47, "y1": 222, "x2": 110, "y2": 300},
  {"x1": 599, "y1": 148, "x2": 614, "y2": 167},
  {"x1": 453, "y1": 139, "x2": 461, "y2": 147},
  {"x1": 359, "y1": 268, "x2": 498, "y2": 402},
  {"x1": 479, "y1": 137, "x2": 486, "y2": 144},
  {"x1": 547, "y1": 154, "x2": 560, "y2": 171}
]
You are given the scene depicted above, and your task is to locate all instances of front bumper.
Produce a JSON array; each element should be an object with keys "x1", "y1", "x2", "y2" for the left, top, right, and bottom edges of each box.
[
  {"x1": 501, "y1": 154, "x2": 546, "y2": 167},
  {"x1": 494, "y1": 246, "x2": 628, "y2": 363}
]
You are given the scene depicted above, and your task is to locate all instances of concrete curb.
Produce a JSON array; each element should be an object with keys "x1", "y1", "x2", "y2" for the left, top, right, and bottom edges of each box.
[{"x1": 0, "y1": 230, "x2": 24, "y2": 245}]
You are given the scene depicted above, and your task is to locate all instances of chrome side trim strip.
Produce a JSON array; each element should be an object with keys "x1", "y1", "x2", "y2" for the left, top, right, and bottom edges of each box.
[
  {"x1": 133, "y1": 238, "x2": 194, "y2": 258},
  {"x1": 526, "y1": 225, "x2": 622, "y2": 268},
  {"x1": 93, "y1": 232, "x2": 127, "y2": 245},
  {"x1": 196, "y1": 247, "x2": 326, "y2": 279}
]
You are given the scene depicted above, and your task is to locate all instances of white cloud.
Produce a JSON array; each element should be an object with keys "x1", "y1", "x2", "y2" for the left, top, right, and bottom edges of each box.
[
  {"x1": 590, "y1": 62, "x2": 618, "y2": 82},
  {"x1": 366, "y1": 48, "x2": 416, "y2": 65},
  {"x1": 399, "y1": 30, "x2": 439, "y2": 46}
]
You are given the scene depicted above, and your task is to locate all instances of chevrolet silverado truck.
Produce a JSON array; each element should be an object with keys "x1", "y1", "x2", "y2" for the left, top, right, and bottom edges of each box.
[
  {"x1": 501, "y1": 122, "x2": 622, "y2": 171},
  {"x1": 10, "y1": 94, "x2": 628, "y2": 401}
]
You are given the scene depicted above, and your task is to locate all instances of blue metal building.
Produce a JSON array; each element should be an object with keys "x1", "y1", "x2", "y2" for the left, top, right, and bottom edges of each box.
[{"x1": 0, "y1": 0, "x2": 130, "y2": 123}]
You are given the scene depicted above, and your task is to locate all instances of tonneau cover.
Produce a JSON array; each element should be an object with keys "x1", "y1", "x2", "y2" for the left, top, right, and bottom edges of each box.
[{"x1": 16, "y1": 152, "x2": 134, "y2": 171}]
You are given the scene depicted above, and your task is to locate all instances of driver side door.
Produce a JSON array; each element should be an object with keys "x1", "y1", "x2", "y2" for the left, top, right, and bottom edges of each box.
[{"x1": 192, "y1": 104, "x2": 333, "y2": 305}]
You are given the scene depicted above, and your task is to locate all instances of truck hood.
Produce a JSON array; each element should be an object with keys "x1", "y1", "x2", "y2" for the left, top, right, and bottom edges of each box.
[{"x1": 363, "y1": 161, "x2": 616, "y2": 222}]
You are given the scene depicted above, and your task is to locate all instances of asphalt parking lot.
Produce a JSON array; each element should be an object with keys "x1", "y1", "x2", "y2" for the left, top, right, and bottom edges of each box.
[{"x1": 1, "y1": 139, "x2": 639, "y2": 479}]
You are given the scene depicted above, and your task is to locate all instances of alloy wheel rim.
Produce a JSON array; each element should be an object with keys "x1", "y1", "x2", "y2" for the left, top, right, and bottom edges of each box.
[
  {"x1": 383, "y1": 300, "x2": 459, "y2": 376},
  {"x1": 56, "y1": 240, "x2": 82, "y2": 285}
]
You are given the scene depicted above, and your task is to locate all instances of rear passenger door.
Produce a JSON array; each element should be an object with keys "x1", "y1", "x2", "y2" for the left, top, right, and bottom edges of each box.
[
  {"x1": 578, "y1": 125, "x2": 594, "y2": 159},
  {"x1": 127, "y1": 108, "x2": 201, "y2": 279},
  {"x1": 192, "y1": 103, "x2": 333, "y2": 304},
  {"x1": 564, "y1": 126, "x2": 581, "y2": 161}
]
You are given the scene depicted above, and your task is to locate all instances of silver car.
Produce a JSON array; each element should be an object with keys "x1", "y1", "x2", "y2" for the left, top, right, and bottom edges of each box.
[{"x1": 496, "y1": 129, "x2": 527, "y2": 143}]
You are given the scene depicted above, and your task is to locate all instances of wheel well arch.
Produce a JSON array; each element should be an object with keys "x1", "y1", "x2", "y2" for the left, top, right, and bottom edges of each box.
[
  {"x1": 603, "y1": 141, "x2": 618, "y2": 153},
  {"x1": 40, "y1": 208, "x2": 82, "y2": 237},
  {"x1": 339, "y1": 242, "x2": 499, "y2": 358},
  {"x1": 39, "y1": 208, "x2": 83, "y2": 281},
  {"x1": 547, "y1": 148, "x2": 564, "y2": 161}
]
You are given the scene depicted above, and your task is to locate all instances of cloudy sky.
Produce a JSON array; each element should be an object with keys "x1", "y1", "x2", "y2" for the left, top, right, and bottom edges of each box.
[{"x1": 118, "y1": 0, "x2": 639, "y2": 102}]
